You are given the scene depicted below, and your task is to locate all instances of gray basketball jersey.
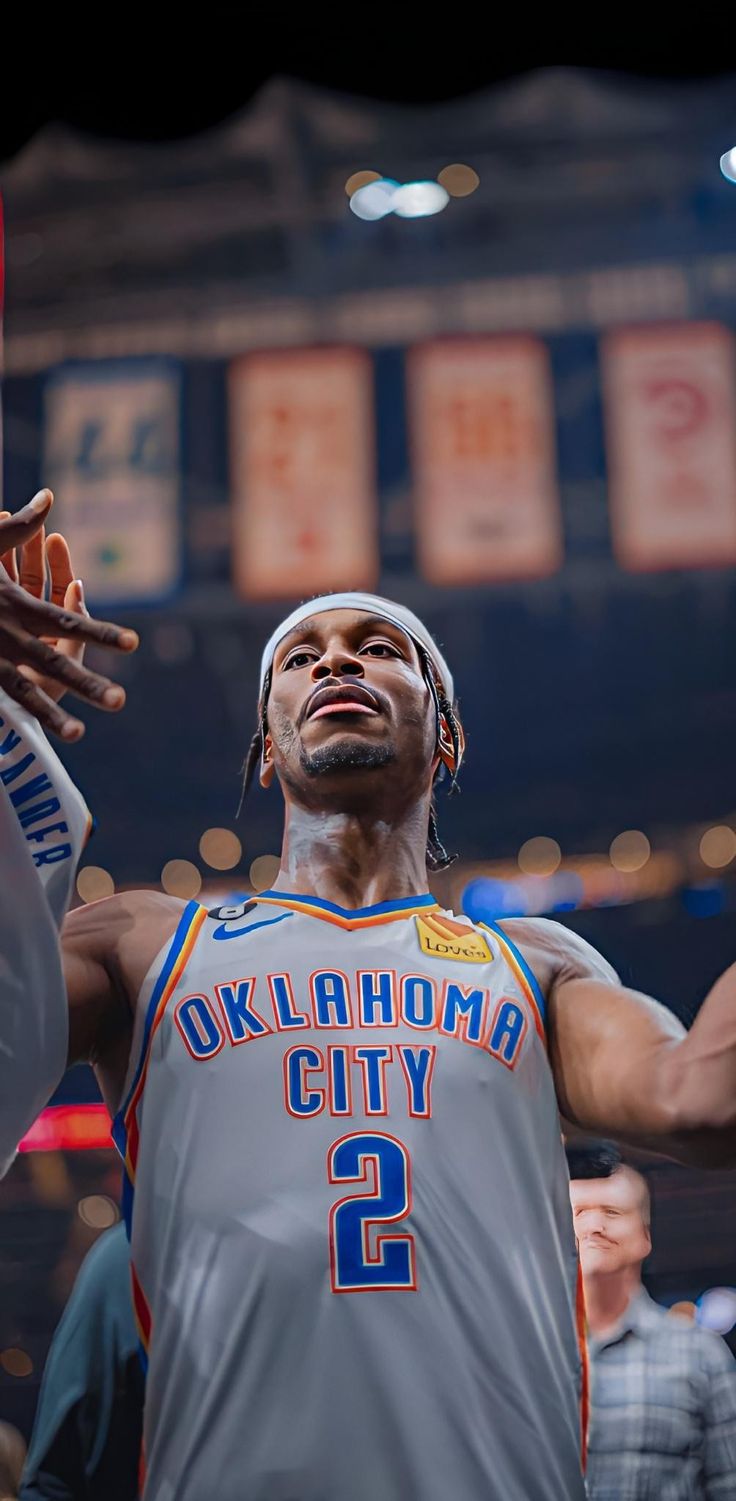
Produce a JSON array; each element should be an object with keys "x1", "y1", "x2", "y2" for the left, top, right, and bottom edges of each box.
[{"x1": 112, "y1": 891, "x2": 587, "y2": 1501}]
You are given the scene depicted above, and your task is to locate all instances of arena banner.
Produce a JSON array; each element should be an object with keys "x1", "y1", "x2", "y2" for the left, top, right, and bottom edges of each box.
[
  {"x1": 230, "y1": 348, "x2": 378, "y2": 599},
  {"x1": 602, "y1": 323, "x2": 736, "y2": 570},
  {"x1": 407, "y1": 337, "x2": 562, "y2": 584},
  {"x1": 44, "y1": 359, "x2": 182, "y2": 604}
]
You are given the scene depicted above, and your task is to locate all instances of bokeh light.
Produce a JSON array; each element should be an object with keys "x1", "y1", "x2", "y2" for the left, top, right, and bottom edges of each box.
[
  {"x1": 161, "y1": 859, "x2": 202, "y2": 898},
  {"x1": 249, "y1": 854, "x2": 280, "y2": 892},
  {"x1": 668, "y1": 1300, "x2": 697, "y2": 1321},
  {"x1": 696, "y1": 1287, "x2": 736, "y2": 1334},
  {"x1": 720, "y1": 147, "x2": 736, "y2": 184},
  {"x1": 77, "y1": 1195, "x2": 119, "y2": 1230},
  {"x1": 699, "y1": 824, "x2": 736, "y2": 869},
  {"x1": 462, "y1": 877, "x2": 529, "y2": 922},
  {"x1": 0, "y1": 1348, "x2": 33, "y2": 1378},
  {"x1": 392, "y1": 181, "x2": 449, "y2": 218},
  {"x1": 344, "y1": 169, "x2": 382, "y2": 197},
  {"x1": 437, "y1": 163, "x2": 480, "y2": 197},
  {"x1": 349, "y1": 179, "x2": 399, "y2": 221},
  {"x1": 682, "y1": 882, "x2": 726, "y2": 919},
  {"x1": 518, "y1": 836, "x2": 561, "y2": 877},
  {"x1": 199, "y1": 828, "x2": 242, "y2": 871},
  {"x1": 609, "y1": 830, "x2": 651, "y2": 873},
  {"x1": 76, "y1": 866, "x2": 115, "y2": 902}
]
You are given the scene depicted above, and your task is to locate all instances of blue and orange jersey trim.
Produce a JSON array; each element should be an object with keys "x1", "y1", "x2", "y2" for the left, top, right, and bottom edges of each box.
[
  {"x1": 254, "y1": 889, "x2": 440, "y2": 931},
  {"x1": 480, "y1": 920, "x2": 547, "y2": 1044},
  {"x1": 130, "y1": 1260, "x2": 152, "y2": 1373},
  {"x1": 111, "y1": 899, "x2": 206, "y2": 1375},
  {"x1": 576, "y1": 1260, "x2": 589, "y2": 1473}
]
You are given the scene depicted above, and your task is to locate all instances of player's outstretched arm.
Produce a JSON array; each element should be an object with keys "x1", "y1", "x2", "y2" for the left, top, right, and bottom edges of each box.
[
  {"x1": 548, "y1": 966, "x2": 736, "y2": 1167},
  {"x1": 62, "y1": 891, "x2": 185, "y2": 1115}
]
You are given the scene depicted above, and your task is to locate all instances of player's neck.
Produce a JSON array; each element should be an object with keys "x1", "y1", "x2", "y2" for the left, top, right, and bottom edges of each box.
[
  {"x1": 273, "y1": 802, "x2": 431, "y2": 909},
  {"x1": 583, "y1": 1267, "x2": 642, "y2": 1338}
]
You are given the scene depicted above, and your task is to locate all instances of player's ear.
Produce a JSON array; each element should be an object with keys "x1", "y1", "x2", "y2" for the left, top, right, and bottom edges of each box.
[{"x1": 260, "y1": 734, "x2": 275, "y2": 788}]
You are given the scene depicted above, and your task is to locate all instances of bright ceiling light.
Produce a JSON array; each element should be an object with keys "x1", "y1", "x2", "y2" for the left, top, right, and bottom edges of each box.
[{"x1": 392, "y1": 180, "x2": 449, "y2": 219}]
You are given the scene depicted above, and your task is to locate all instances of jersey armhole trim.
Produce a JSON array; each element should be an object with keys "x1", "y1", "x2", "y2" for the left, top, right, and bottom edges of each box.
[
  {"x1": 480, "y1": 920, "x2": 547, "y2": 1039},
  {"x1": 111, "y1": 900, "x2": 205, "y2": 1166}
]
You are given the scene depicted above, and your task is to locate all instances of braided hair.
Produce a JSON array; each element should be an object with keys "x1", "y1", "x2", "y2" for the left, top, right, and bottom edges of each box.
[{"x1": 238, "y1": 650, "x2": 462, "y2": 871}]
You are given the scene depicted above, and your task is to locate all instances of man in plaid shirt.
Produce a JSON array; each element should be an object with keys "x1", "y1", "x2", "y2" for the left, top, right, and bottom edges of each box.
[{"x1": 568, "y1": 1143, "x2": 736, "y2": 1499}]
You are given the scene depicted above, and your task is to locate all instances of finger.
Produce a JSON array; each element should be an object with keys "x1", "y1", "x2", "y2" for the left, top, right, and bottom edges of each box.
[
  {"x1": 55, "y1": 581, "x2": 86, "y2": 667},
  {"x1": 9, "y1": 590, "x2": 139, "y2": 654},
  {"x1": 1, "y1": 624, "x2": 126, "y2": 711},
  {"x1": 0, "y1": 660, "x2": 84, "y2": 741},
  {"x1": 1, "y1": 627, "x2": 126, "y2": 711},
  {"x1": 20, "y1": 522, "x2": 47, "y2": 599},
  {"x1": 0, "y1": 512, "x2": 18, "y2": 585},
  {"x1": 46, "y1": 533, "x2": 74, "y2": 609},
  {"x1": 33, "y1": 582, "x2": 87, "y2": 701},
  {"x1": 0, "y1": 491, "x2": 53, "y2": 554}
]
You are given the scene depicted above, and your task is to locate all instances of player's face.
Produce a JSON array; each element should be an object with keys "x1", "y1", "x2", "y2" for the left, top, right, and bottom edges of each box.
[
  {"x1": 264, "y1": 610, "x2": 438, "y2": 805},
  {"x1": 569, "y1": 1170, "x2": 651, "y2": 1277}
]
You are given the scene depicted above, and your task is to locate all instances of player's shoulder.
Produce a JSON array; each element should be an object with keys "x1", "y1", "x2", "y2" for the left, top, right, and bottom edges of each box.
[
  {"x1": 63, "y1": 890, "x2": 187, "y2": 986},
  {"x1": 64, "y1": 888, "x2": 185, "y2": 941},
  {"x1": 493, "y1": 916, "x2": 620, "y2": 992}
]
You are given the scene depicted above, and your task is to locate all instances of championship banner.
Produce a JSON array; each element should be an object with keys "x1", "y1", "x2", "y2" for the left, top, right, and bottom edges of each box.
[
  {"x1": 408, "y1": 337, "x2": 562, "y2": 585},
  {"x1": 44, "y1": 360, "x2": 182, "y2": 604},
  {"x1": 602, "y1": 324, "x2": 736, "y2": 571},
  {"x1": 230, "y1": 348, "x2": 378, "y2": 599}
]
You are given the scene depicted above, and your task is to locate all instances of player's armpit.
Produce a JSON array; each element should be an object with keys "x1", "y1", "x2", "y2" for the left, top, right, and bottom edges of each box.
[{"x1": 547, "y1": 977, "x2": 719, "y2": 1165}]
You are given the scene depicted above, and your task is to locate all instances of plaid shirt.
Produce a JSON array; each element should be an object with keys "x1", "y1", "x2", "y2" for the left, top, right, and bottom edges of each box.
[{"x1": 586, "y1": 1288, "x2": 736, "y2": 1499}]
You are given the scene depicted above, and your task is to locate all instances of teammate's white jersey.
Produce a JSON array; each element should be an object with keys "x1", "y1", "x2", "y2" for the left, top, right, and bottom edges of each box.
[{"x1": 113, "y1": 890, "x2": 595, "y2": 1501}]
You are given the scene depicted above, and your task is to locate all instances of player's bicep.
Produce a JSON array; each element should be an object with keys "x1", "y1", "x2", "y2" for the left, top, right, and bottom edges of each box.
[
  {"x1": 62, "y1": 899, "x2": 131, "y2": 1069},
  {"x1": 548, "y1": 976, "x2": 686, "y2": 1142}
]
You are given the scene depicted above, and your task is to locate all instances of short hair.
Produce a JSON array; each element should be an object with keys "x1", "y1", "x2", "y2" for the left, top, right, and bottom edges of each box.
[{"x1": 566, "y1": 1140, "x2": 651, "y2": 1230}]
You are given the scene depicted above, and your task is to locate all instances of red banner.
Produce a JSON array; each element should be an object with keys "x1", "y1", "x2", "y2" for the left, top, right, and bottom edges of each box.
[
  {"x1": 602, "y1": 324, "x2": 736, "y2": 570},
  {"x1": 230, "y1": 348, "x2": 378, "y2": 600},
  {"x1": 408, "y1": 337, "x2": 562, "y2": 584}
]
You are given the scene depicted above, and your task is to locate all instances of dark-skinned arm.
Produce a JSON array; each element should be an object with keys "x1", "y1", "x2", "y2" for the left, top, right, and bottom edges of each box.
[{"x1": 548, "y1": 965, "x2": 736, "y2": 1167}]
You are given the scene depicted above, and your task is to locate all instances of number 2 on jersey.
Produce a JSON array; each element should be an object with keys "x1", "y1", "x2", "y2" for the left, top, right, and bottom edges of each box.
[{"x1": 328, "y1": 1132, "x2": 417, "y2": 1292}]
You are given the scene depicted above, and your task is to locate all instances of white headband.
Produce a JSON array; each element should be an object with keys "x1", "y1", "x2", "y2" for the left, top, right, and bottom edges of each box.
[{"x1": 259, "y1": 592, "x2": 454, "y2": 702}]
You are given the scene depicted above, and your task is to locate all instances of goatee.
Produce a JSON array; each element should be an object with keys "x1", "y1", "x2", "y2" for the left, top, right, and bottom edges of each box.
[{"x1": 299, "y1": 741, "x2": 395, "y2": 777}]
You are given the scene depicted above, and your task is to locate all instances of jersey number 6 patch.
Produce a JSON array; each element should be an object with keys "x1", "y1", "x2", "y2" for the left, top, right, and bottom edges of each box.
[{"x1": 328, "y1": 1132, "x2": 417, "y2": 1292}]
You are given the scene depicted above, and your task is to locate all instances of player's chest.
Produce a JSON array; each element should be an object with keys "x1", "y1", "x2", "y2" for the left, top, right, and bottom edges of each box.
[{"x1": 159, "y1": 914, "x2": 543, "y2": 1093}]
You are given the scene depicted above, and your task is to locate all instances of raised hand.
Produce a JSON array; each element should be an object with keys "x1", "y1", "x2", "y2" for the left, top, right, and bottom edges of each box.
[{"x1": 0, "y1": 490, "x2": 139, "y2": 741}]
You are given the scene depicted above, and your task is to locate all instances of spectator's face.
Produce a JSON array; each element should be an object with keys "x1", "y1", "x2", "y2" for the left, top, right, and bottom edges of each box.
[{"x1": 570, "y1": 1168, "x2": 651, "y2": 1276}]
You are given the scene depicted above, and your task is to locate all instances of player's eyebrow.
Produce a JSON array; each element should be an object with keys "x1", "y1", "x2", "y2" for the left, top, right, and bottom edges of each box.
[{"x1": 275, "y1": 615, "x2": 413, "y2": 660}]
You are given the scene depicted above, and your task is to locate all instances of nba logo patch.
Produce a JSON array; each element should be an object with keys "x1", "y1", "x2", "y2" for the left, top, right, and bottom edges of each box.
[{"x1": 415, "y1": 913, "x2": 492, "y2": 964}]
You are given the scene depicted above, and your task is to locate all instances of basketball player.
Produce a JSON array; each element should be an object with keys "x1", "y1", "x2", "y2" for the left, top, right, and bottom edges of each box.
[{"x1": 6, "y1": 554, "x2": 736, "y2": 1498}]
